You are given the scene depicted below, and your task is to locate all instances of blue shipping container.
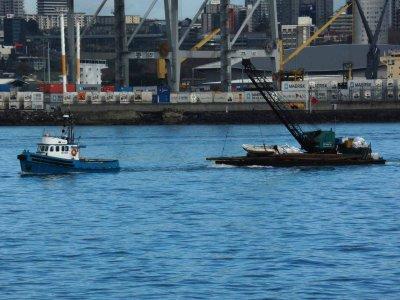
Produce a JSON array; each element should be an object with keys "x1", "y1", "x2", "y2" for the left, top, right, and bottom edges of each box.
[
  {"x1": 0, "y1": 84, "x2": 11, "y2": 92},
  {"x1": 157, "y1": 86, "x2": 170, "y2": 95},
  {"x1": 157, "y1": 94, "x2": 170, "y2": 103},
  {"x1": 117, "y1": 86, "x2": 133, "y2": 92}
]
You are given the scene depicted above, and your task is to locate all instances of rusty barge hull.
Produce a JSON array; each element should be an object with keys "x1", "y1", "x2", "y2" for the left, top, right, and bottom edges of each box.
[{"x1": 207, "y1": 153, "x2": 386, "y2": 167}]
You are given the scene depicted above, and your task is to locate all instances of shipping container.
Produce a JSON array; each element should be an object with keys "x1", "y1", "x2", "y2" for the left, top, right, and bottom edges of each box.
[
  {"x1": 157, "y1": 94, "x2": 170, "y2": 103},
  {"x1": 77, "y1": 84, "x2": 101, "y2": 92},
  {"x1": 0, "y1": 84, "x2": 11, "y2": 92},
  {"x1": 190, "y1": 92, "x2": 213, "y2": 103},
  {"x1": 105, "y1": 93, "x2": 117, "y2": 103},
  {"x1": 20, "y1": 92, "x2": 33, "y2": 109},
  {"x1": 132, "y1": 91, "x2": 142, "y2": 102},
  {"x1": 39, "y1": 83, "x2": 76, "y2": 93},
  {"x1": 99, "y1": 92, "x2": 109, "y2": 104},
  {"x1": 141, "y1": 92, "x2": 153, "y2": 103},
  {"x1": 170, "y1": 93, "x2": 179, "y2": 103},
  {"x1": 282, "y1": 81, "x2": 309, "y2": 92},
  {"x1": 178, "y1": 93, "x2": 190, "y2": 103},
  {"x1": 133, "y1": 86, "x2": 158, "y2": 95},
  {"x1": 91, "y1": 92, "x2": 102, "y2": 104},
  {"x1": 32, "y1": 102, "x2": 44, "y2": 110},
  {"x1": 348, "y1": 80, "x2": 375, "y2": 90},
  {"x1": 281, "y1": 91, "x2": 309, "y2": 102},
  {"x1": 101, "y1": 85, "x2": 115, "y2": 93},
  {"x1": 117, "y1": 86, "x2": 133, "y2": 93},
  {"x1": 233, "y1": 92, "x2": 245, "y2": 103},
  {"x1": 8, "y1": 99, "x2": 21, "y2": 109},
  {"x1": 118, "y1": 92, "x2": 130, "y2": 104},
  {"x1": 213, "y1": 92, "x2": 234, "y2": 103},
  {"x1": 76, "y1": 92, "x2": 86, "y2": 104},
  {"x1": 157, "y1": 86, "x2": 170, "y2": 103},
  {"x1": 32, "y1": 92, "x2": 44, "y2": 103},
  {"x1": 63, "y1": 93, "x2": 77, "y2": 105},
  {"x1": 0, "y1": 92, "x2": 10, "y2": 108},
  {"x1": 0, "y1": 101, "x2": 6, "y2": 110}
]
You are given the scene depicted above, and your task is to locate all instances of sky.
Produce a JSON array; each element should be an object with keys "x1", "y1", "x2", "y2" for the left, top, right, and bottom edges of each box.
[{"x1": 25, "y1": 0, "x2": 346, "y2": 18}]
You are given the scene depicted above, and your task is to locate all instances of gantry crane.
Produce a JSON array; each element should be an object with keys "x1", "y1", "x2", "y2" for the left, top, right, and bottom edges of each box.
[{"x1": 157, "y1": 28, "x2": 221, "y2": 80}]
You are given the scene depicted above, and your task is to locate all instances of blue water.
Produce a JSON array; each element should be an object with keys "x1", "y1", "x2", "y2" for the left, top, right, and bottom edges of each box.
[{"x1": 1, "y1": 123, "x2": 400, "y2": 299}]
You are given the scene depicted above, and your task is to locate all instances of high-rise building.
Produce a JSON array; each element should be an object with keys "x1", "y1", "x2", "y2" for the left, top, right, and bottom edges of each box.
[
  {"x1": 276, "y1": 0, "x2": 300, "y2": 25},
  {"x1": 0, "y1": 0, "x2": 24, "y2": 17},
  {"x1": 245, "y1": 0, "x2": 273, "y2": 29},
  {"x1": 353, "y1": 0, "x2": 389, "y2": 44},
  {"x1": 299, "y1": 0, "x2": 333, "y2": 27},
  {"x1": 37, "y1": 0, "x2": 68, "y2": 15},
  {"x1": 390, "y1": 0, "x2": 400, "y2": 31}
]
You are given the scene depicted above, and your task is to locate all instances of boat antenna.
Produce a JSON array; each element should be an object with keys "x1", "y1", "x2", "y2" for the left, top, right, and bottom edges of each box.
[{"x1": 62, "y1": 113, "x2": 74, "y2": 144}]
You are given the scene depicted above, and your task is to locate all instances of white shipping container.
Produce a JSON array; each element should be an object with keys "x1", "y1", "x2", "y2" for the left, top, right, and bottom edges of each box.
[
  {"x1": 141, "y1": 92, "x2": 153, "y2": 103},
  {"x1": 244, "y1": 91, "x2": 253, "y2": 102},
  {"x1": 0, "y1": 93, "x2": 10, "y2": 107},
  {"x1": 118, "y1": 92, "x2": 130, "y2": 104},
  {"x1": 9, "y1": 100, "x2": 21, "y2": 109},
  {"x1": 105, "y1": 93, "x2": 117, "y2": 103},
  {"x1": 281, "y1": 91, "x2": 309, "y2": 102},
  {"x1": 133, "y1": 86, "x2": 158, "y2": 95},
  {"x1": 132, "y1": 91, "x2": 142, "y2": 102},
  {"x1": 99, "y1": 92, "x2": 109, "y2": 104},
  {"x1": 176, "y1": 93, "x2": 189, "y2": 103},
  {"x1": 233, "y1": 92, "x2": 245, "y2": 103},
  {"x1": 190, "y1": 92, "x2": 213, "y2": 103},
  {"x1": 91, "y1": 92, "x2": 101, "y2": 104},
  {"x1": 32, "y1": 92, "x2": 44, "y2": 103},
  {"x1": 50, "y1": 94, "x2": 64, "y2": 103},
  {"x1": 348, "y1": 80, "x2": 375, "y2": 89},
  {"x1": 32, "y1": 102, "x2": 44, "y2": 110},
  {"x1": 170, "y1": 93, "x2": 179, "y2": 103},
  {"x1": 249, "y1": 91, "x2": 265, "y2": 102},
  {"x1": 213, "y1": 92, "x2": 234, "y2": 103},
  {"x1": 64, "y1": 93, "x2": 77, "y2": 105},
  {"x1": 282, "y1": 81, "x2": 309, "y2": 91}
]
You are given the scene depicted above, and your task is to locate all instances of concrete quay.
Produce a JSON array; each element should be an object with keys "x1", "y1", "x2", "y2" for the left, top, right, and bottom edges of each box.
[{"x1": 0, "y1": 101, "x2": 400, "y2": 125}]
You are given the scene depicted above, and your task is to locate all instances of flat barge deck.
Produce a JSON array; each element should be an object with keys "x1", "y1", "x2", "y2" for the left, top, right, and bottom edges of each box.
[{"x1": 207, "y1": 153, "x2": 386, "y2": 167}]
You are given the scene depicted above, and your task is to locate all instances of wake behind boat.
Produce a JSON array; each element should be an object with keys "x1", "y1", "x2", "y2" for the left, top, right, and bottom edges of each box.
[{"x1": 17, "y1": 115, "x2": 120, "y2": 174}]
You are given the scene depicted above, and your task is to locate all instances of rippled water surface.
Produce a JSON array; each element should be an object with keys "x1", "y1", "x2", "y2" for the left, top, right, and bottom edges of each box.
[{"x1": 1, "y1": 123, "x2": 400, "y2": 299}]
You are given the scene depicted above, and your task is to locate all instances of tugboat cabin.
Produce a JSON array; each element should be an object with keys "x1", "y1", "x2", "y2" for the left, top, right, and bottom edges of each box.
[{"x1": 36, "y1": 136, "x2": 80, "y2": 160}]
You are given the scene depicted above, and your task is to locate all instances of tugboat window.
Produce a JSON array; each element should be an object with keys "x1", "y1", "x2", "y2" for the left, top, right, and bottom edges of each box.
[
  {"x1": 56, "y1": 146, "x2": 60, "y2": 152},
  {"x1": 65, "y1": 146, "x2": 69, "y2": 151},
  {"x1": 45, "y1": 146, "x2": 48, "y2": 151},
  {"x1": 50, "y1": 146, "x2": 54, "y2": 152}
]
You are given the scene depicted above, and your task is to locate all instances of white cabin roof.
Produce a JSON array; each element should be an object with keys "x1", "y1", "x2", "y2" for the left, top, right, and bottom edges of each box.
[{"x1": 41, "y1": 136, "x2": 68, "y2": 145}]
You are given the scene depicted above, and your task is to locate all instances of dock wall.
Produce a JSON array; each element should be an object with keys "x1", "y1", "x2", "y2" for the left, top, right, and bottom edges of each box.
[{"x1": 1, "y1": 101, "x2": 400, "y2": 125}]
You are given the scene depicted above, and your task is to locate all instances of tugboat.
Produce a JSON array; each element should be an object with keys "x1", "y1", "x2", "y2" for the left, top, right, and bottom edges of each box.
[
  {"x1": 207, "y1": 60, "x2": 386, "y2": 167},
  {"x1": 17, "y1": 115, "x2": 120, "y2": 174}
]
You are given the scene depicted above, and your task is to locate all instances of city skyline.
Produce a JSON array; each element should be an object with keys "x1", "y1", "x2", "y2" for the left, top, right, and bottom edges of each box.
[{"x1": 23, "y1": 0, "x2": 345, "y2": 18}]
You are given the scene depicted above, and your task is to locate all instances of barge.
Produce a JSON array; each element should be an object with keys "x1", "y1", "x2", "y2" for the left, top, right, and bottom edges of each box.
[{"x1": 207, "y1": 59, "x2": 386, "y2": 167}]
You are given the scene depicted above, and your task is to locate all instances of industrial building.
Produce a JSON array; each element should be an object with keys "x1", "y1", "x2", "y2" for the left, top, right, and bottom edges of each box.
[{"x1": 193, "y1": 44, "x2": 400, "y2": 84}]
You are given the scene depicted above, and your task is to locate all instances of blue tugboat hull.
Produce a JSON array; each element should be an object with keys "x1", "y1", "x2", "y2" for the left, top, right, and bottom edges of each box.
[{"x1": 18, "y1": 151, "x2": 120, "y2": 174}]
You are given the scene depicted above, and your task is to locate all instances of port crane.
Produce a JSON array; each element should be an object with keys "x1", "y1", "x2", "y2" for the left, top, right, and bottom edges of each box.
[{"x1": 242, "y1": 59, "x2": 336, "y2": 154}]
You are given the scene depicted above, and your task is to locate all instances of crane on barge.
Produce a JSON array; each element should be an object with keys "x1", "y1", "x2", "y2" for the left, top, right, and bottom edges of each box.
[
  {"x1": 206, "y1": 60, "x2": 386, "y2": 167},
  {"x1": 242, "y1": 59, "x2": 335, "y2": 154}
]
